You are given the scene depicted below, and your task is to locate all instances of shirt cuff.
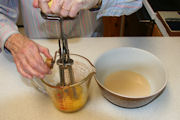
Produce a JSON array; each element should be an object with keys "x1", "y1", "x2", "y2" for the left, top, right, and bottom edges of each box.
[
  {"x1": 96, "y1": 0, "x2": 142, "y2": 19},
  {"x1": 1, "y1": 30, "x2": 19, "y2": 61}
]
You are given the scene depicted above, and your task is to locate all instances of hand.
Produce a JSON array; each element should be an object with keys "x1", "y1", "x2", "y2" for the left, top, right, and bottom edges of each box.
[
  {"x1": 5, "y1": 33, "x2": 52, "y2": 79},
  {"x1": 33, "y1": 0, "x2": 99, "y2": 17}
]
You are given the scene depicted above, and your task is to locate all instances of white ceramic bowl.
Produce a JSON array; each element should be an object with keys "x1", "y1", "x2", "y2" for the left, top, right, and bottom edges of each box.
[{"x1": 95, "y1": 47, "x2": 167, "y2": 108}]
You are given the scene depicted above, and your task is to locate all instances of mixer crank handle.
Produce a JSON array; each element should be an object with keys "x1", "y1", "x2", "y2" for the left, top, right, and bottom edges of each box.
[{"x1": 41, "y1": 11, "x2": 75, "y2": 21}]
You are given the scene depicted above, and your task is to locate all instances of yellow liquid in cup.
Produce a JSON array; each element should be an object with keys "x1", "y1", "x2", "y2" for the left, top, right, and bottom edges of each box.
[
  {"x1": 50, "y1": 85, "x2": 87, "y2": 112},
  {"x1": 104, "y1": 70, "x2": 151, "y2": 97}
]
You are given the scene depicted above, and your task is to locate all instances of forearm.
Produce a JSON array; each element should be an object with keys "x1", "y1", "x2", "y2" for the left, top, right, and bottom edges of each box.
[
  {"x1": 0, "y1": 14, "x2": 19, "y2": 52},
  {"x1": 97, "y1": 0, "x2": 143, "y2": 19},
  {"x1": 5, "y1": 33, "x2": 26, "y2": 54},
  {"x1": 0, "y1": 0, "x2": 19, "y2": 53}
]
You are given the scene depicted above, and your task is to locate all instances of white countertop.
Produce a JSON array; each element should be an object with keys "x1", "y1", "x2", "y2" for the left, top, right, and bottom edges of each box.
[{"x1": 0, "y1": 37, "x2": 180, "y2": 120}]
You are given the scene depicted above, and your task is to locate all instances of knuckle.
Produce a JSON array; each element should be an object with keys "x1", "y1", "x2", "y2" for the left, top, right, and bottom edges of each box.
[
  {"x1": 76, "y1": 0, "x2": 81, "y2": 4},
  {"x1": 13, "y1": 57, "x2": 18, "y2": 64},
  {"x1": 41, "y1": 65, "x2": 49, "y2": 73},
  {"x1": 50, "y1": 7, "x2": 57, "y2": 13},
  {"x1": 61, "y1": 11, "x2": 68, "y2": 17},
  {"x1": 21, "y1": 49, "x2": 28, "y2": 54},
  {"x1": 24, "y1": 74, "x2": 32, "y2": 79},
  {"x1": 43, "y1": 47, "x2": 48, "y2": 52},
  {"x1": 27, "y1": 42, "x2": 36, "y2": 49},
  {"x1": 42, "y1": 9, "x2": 50, "y2": 14},
  {"x1": 31, "y1": 62, "x2": 37, "y2": 69},
  {"x1": 17, "y1": 67, "x2": 22, "y2": 74},
  {"x1": 23, "y1": 66, "x2": 33, "y2": 76},
  {"x1": 45, "y1": 47, "x2": 49, "y2": 51},
  {"x1": 42, "y1": 65, "x2": 49, "y2": 73},
  {"x1": 32, "y1": 72, "x2": 40, "y2": 77},
  {"x1": 41, "y1": 0, "x2": 49, "y2": 3},
  {"x1": 40, "y1": 74, "x2": 45, "y2": 79},
  {"x1": 69, "y1": 11, "x2": 76, "y2": 17},
  {"x1": 76, "y1": 0, "x2": 83, "y2": 6}
]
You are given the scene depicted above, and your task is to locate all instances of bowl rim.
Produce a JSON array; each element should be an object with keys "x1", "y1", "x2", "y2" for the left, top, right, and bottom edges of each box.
[{"x1": 94, "y1": 47, "x2": 168, "y2": 99}]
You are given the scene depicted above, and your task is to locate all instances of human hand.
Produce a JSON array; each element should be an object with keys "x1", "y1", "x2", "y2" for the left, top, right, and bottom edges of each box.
[
  {"x1": 33, "y1": 0, "x2": 100, "y2": 17},
  {"x1": 5, "y1": 33, "x2": 52, "y2": 79}
]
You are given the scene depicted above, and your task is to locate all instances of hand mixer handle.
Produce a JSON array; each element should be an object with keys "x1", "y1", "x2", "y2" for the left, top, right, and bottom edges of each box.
[{"x1": 40, "y1": 11, "x2": 75, "y2": 21}]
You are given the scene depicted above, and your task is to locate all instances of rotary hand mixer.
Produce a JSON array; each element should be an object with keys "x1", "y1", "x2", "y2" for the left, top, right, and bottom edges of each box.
[
  {"x1": 41, "y1": 11, "x2": 75, "y2": 87},
  {"x1": 38, "y1": 12, "x2": 95, "y2": 112}
]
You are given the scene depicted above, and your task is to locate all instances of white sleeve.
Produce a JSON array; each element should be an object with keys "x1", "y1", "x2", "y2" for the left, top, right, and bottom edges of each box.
[
  {"x1": 97, "y1": 0, "x2": 143, "y2": 19},
  {"x1": 0, "y1": 0, "x2": 19, "y2": 54}
]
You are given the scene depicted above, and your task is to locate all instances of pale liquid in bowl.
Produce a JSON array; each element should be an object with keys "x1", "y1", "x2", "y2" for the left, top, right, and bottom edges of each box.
[{"x1": 104, "y1": 70, "x2": 151, "y2": 97}]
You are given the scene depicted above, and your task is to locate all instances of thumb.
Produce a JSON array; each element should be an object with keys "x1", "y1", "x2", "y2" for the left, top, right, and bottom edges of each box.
[
  {"x1": 33, "y1": 0, "x2": 39, "y2": 8},
  {"x1": 38, "y1": 44, "x2": 52, "y2": 59}
]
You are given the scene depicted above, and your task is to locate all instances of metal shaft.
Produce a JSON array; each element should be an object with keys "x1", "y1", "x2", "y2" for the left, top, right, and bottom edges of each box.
[
  {"x1": 58, "y1": 18, "x2": 75, "y2": 86},
  {"x1": 40, "y1": 11, "x2": 75, "y2": 87}
]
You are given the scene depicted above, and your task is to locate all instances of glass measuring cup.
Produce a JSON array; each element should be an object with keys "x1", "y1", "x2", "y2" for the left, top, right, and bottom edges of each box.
[{"x1": 32, "y1": 54, "x2": 95, "y2": 112}]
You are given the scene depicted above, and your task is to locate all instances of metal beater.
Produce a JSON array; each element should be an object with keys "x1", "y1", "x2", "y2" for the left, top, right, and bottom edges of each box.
[{"x1": 41, "y1": 11, "x2": 75, "y2": 87}]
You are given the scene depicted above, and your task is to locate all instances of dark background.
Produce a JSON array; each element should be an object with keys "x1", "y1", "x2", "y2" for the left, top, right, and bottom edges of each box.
[{"x1": 147, "y1": 0, "x2": 180, "y2": 11}]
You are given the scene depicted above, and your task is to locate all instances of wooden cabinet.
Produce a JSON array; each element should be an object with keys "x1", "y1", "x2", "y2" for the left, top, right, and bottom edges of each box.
[
  {"x1": 102, "y1": 10, "x2": 163, "y2": 37},
  {"x1": 152, "y1": 24, "x2": 163, "y2": 36},
  {"x1": 102, "y1": 9, "x2": 155, "y2": 37},
  {"x1": 102, "y1": 16, "x2": 125, "y2": 37}
]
